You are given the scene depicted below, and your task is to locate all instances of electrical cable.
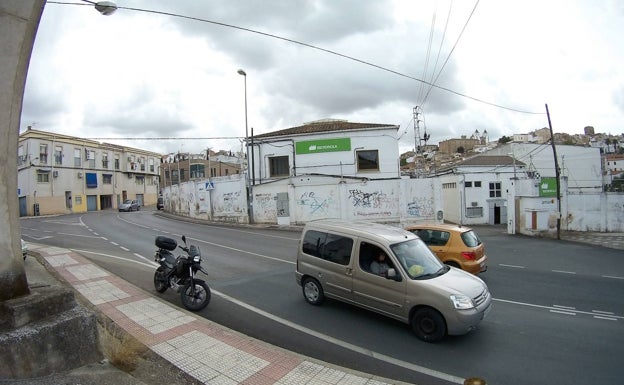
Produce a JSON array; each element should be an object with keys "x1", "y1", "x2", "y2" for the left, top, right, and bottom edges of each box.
[{"x1": 48, "y1": 0, "x2": 543, "y2": 115}]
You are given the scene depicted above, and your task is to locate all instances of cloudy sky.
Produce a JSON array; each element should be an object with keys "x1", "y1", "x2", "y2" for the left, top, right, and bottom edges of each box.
[{"x1": 21, "y1": 0, "x2": 624, "y2": 155}]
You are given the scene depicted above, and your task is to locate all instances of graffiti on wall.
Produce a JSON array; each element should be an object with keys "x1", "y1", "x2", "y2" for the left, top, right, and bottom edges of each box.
[
  {"x1": 255, "y1": 193, "x2": 277, "y2": 220},
  {"x1": 406, "y1": 197, "x2": 435, "y2": 217},
  {"x1": 214, "y1": 191, "x2": 243, "y2": 214},
  {"x1": 348, "y1": 188, "x2": 397, "y2": 217},
  {"x1": 297, "y1": 191, "x2": 334, "y2": 216}
]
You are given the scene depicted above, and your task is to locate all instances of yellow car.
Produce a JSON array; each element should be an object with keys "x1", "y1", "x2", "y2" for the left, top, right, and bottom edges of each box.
[{"x1": 405, "y1": 224, "x2": 487, "y2": 275}]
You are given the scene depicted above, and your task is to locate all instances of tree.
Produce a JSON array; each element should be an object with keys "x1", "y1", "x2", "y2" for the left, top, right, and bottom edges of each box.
[{"x1": 498, "y1": 135, "x2": 512, "y2": 144}]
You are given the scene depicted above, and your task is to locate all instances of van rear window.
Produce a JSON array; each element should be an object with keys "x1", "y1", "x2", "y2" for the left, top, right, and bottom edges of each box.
[{"x1": 302, "y1": 230, "x2": 353, "y2": 265}]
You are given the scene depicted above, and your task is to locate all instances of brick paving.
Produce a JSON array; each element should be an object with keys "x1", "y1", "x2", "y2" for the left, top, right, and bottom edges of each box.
[{"x1": 26, "y1": 243, "x2": 404, "y2": 385}]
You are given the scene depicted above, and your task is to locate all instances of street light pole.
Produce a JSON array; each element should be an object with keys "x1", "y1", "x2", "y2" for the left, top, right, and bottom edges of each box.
[{"x1": 237, "y1": 69, "x2": 254, "y2": 223}]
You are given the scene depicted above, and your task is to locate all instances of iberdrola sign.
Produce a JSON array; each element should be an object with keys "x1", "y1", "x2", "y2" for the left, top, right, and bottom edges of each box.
[{"x1": 295, "y1": 138, "x2": 351, "y2": 154}]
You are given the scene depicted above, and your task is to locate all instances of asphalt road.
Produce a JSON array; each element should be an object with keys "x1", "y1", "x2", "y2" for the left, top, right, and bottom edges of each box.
[{"x1": 20, "y1": 209, "x2": 624, "y2": 385}]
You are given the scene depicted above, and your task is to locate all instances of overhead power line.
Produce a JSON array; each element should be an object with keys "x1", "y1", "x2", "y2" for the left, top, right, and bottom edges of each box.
[{"x1": 50, "y1": 1, "x2": 543, "y2": 115}]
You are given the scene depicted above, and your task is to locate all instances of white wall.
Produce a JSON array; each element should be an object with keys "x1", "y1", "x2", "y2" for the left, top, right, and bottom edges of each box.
[{"x1": 488, "y1": 143, "x2": 603, "y2": 192}]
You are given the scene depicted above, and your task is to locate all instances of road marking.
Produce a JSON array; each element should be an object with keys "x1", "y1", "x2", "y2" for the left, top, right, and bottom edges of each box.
[
  {"x1": 120, "y1": 246, "x2": 129, "y2": 251},
  {"x1": 134, "y1": 253, "x2": 154, "y2": 264},
  {"x1": 71, "y1": 248, "x2": 158, "y2": 268},
  {"x1": 493, "y1": 298, "x2": 624, "y2": 320},
  {"x1": 216, "y1": 290, "x2": 465, "y2": 384},
  {"x1": 499, "y1": 264, "x2": 525, "y2": 269},
  {"x1": 186, "y1": 236, "x2": 295, "y2": 265},
  {"x1": 602, "y1": 275, "x2": 624, "y2": 280},
  {"x1": 593, "y1": 316, "x2": 618, "y2": 321},
  {"x1": 550, "y1": 310, "x2": 576, "y2": 316},
  {"x1": 592, "y1": 310, "x2": 614, "y2": 315},
  {"x1": 553, "y1": 305, "x2": 576, "y2": 310},
  {"x1": 552, "y1": 270, "x2": 576, "y2": 275}
]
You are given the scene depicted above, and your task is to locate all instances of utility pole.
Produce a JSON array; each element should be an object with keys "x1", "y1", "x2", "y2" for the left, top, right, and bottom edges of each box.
[
  {"x1": 413, "y1": 106, "x2": 430, "y2": 178},
  {"x1": 546, "y1": 104, "x2": 561, "y2": 240}
]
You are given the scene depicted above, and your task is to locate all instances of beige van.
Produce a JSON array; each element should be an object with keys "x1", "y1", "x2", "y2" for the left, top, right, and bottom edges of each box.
[{"x1": 295, "y1": 220, "x2": 492, "y2": 342}]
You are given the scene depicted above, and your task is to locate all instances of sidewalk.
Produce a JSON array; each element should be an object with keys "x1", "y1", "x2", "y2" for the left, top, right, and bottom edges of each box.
[{"x1": 21, "y1": 243, "x2": 413, "y2": 385}]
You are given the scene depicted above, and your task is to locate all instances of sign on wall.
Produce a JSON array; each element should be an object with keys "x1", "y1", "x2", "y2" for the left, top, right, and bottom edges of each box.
[
  {"x1": 295, "y1": 138, "x2": 351, "y2": 154},
  {"x1": 539, "y1": 177, "x2": 557, "y2": 197}
]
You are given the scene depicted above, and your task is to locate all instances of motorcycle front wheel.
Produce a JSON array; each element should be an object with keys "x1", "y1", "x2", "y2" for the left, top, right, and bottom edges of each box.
[
  {"x1": 153, "y1": 266, "x2": 168, "y2": 293},
  {"x1": 180, "y1": 279, "x2": 211, "y2": 311}
]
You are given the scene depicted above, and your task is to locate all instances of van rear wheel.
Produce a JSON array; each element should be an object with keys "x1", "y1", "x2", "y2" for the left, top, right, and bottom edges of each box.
[
  {"x1": 411, "y1": 307, "x2": 446, "y2": 342},
  {"x1": 302, "y1": 278, "x2": 325, "y2": 305}
]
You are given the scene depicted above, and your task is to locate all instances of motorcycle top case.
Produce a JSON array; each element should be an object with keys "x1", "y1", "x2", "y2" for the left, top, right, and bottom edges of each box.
[{"x1": 155, "y1": 236, "x2": 177, "y2": 251}]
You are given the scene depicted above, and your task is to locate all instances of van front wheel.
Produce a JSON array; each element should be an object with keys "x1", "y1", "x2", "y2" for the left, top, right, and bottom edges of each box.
[
  {"x1": 411, "y1": 307, "x2": 446, "y2": 342},
  {"x1": 302, "y1": 278, "x2": 325, "y2": 306}
]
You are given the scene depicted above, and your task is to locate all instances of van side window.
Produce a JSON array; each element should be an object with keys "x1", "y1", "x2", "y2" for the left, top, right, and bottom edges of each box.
[
  {"x1": 302, "y1": 230, "x2": 353, "y2": 265},
  {"x1": 359, "y1": 242, "x2": 394, "y2": 274}
]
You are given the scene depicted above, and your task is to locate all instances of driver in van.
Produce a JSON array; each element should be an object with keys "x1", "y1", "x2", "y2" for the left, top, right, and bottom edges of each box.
[{"x1": 370, "y1": 250, "x2": 390, "y2": 276}]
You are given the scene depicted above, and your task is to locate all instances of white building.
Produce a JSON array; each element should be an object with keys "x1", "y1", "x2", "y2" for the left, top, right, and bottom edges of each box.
[
  {"x1": 486, "y1": 143, "x2": 603, "y2": 193},
  {"x1": 438, "y1": 155, "x2": 526, "y2": 226},
  {"x1": 18, "y1": 128, "x2": 161, "y2": 216},
  {"x1": 248, "y1": 119, "x2": 401, "y2": 184}
]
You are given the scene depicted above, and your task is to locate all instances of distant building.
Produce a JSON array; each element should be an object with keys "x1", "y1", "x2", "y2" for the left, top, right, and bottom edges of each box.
[
  {"x1": 438, "y1": 135, "x2": 482, "y2": 154},
  {"x1": 18, "y1": 128, "x2": 161, "y2": 216},
  {"x1": 159, "y1": 151, "x2": 242, "y2": 189},
  {"x1": 249, "y1": 119, "x2": 401, "y2": 183}
]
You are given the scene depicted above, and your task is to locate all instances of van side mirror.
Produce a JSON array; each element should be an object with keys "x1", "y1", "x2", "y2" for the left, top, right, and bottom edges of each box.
[{"x1": 386, "y1": 268, "x2": 401, "y2": 281}]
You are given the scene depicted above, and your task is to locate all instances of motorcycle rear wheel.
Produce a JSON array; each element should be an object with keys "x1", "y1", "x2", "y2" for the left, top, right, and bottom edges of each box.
[
  {"x1": 180, "y1": 279, "x2": 211, "y2": 311},
  {"x1": 153, "y1": 266, "x2": 168, "y2": 293}
]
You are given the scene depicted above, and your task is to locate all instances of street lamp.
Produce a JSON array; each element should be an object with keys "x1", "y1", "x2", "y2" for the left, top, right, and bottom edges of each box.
[
  {"x1": 93, "y1": 1, "x2": 118, "y2": 15},
  {"x1": 237, "y1": 69, "x2": 253, "y2": 223}
]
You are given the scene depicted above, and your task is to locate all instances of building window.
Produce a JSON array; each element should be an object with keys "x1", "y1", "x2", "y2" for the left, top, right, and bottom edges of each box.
[
  {"x1": 489, "y1": 182, "x2": 502, "y2": 197},
  {"x1": 474, "y1": 181, "x2": 482, "y2": 187},
  {"x1": 74, "y1": 148, "x2": 81, "y2": 167},
  {"x1": 54, "y1": 146, "x2": 63, "y2": 165},
  {"x1": 149, "y1": 158, "x2": 155, "y2": 172},
  {"x1": 37, "y1": 171, "x2": 49, "y2": 183},
  {"x1": 103, "y1": 174, "x2": 112, "y2": 184},
  {"x1": 102, "y1": 153, "x2": 109, "y2": 168},
  {"x1": 190, "y1": 164, "x2": 205, "y2": 179},
  {"x1": 136, "y1": 177, "x2": 144, "y2": 185},
  {"x1": 466, "y1": 207, "x2": 483, "y2": 218},
  {"x1": 39, "y1": 144, "x2": 48, "y2": 164},
  {"x1": 269, "y1": 156, "x2": 289, "y2": 177},
  {"x1": 87, "y1": 150, "x2": 95, "y2": 168},
  {"x1": 465, "y1": 181, "x2": 473, "y2": 187},
  {"x1": 442, "y1": 182, "x2": 457, "y2": 189},
  {"x1": 356, "y1": 150, "x2": 379, "y2": 171}
]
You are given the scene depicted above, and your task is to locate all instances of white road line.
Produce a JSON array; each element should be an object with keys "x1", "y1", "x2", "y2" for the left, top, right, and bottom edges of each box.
[
  {"x1": 71, "y1": 248, "x2": 158, "y2": 268},
  {"x1": 499, "y1": 264, "x2": 525, "y2": 269},
  {"x1": 552, "y1": 270, "x2": 576, "y2": 274},
  {"x1": 593, "y1": 316, "x2": 618, "y2": 321},
  {"x1": 120, "y1": 246, "x2": 129, "y2": 251},
  {"x1": 553, "y1": 305, "x2": 576, "y2": 310},
  {"x1": 216, "y1": 290, "x2": 465, "y2": 384},
  {"x1": 550, "y1": 310, "x2": 577, "y2": 316},
  {"x1": 110, "y1": 242, "x2": 119, "y2": 246},
  {"x1": 592, "y1": 310, "x2": 614, "y2": 315},
  {"x1": 134, "y1": 253, "x2": 154, "y2": 264},
  {"x1": 602, "y1": 275, "x2": 624, "y2": 280},
  {"x1": 493, "y1": 298, "x2": 624, "y2": 320}
]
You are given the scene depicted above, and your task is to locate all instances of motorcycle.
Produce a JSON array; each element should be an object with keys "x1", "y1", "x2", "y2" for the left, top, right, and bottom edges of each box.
[{"x1": 153, "y1": 235, "x2": 211, "y2": 311}]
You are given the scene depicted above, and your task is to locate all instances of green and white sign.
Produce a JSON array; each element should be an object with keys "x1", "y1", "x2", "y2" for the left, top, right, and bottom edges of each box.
[
  {"x1": 295, "y1": 138, "x2": 351, "y2": 154},
  {"x1": 539, "y1": 177, "x2": 557, "y2": 197}
]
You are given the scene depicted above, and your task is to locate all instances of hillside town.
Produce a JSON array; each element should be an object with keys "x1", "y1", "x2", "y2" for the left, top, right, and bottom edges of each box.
[{"x1": 17, "y1": 122, "x2": 624, "y2": 235}]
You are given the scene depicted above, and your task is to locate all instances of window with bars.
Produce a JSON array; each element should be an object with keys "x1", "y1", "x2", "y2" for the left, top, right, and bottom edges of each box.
[{"x1": 489, "y1": 182, "x2": 502, "y2": 197}]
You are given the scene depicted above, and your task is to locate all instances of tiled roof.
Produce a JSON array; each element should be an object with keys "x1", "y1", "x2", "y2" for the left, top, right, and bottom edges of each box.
[
  {"x1": 253, "y1": 120, "x2": 398, "y2": 139},
  {"x1": 459, "y1": 155, "x2": 526, "y2": 167}
]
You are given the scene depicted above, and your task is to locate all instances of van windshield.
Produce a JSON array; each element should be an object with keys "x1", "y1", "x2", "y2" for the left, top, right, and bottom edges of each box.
[{"x1": 390, "y1": 239, "x2": 446, "y2": 279}]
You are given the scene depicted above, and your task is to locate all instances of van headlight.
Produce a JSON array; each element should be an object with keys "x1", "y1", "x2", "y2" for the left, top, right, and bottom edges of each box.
[{"x1": 450, "y1": 294, "x2": 475, "y2": 310}]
